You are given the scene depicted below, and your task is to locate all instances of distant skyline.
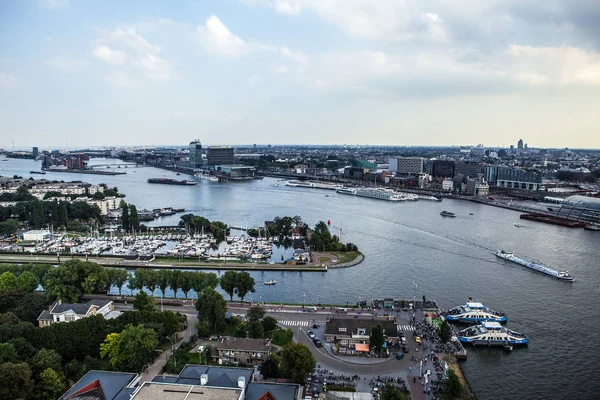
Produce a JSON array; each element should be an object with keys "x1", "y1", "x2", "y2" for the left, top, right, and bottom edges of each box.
[{"x1": 1, "y1": 0, "x2": 599, "y2": 148}]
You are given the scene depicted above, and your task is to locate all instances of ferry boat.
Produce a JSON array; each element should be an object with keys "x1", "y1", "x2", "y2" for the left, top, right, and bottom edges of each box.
[
  {"x1": 336, "y1": 187, "x2": 357, "y2": 195},
  {"x1": 418, "y1": 195, "x2": 442, "y2": 201},
  {"x1": 264, "y1": 280, "x2": 276, "y2": 285},
  {"x1": 354, "y1": 188, "x2": 407, "y2": 201},
  {"x1": 30, "y1": 170, "x2": 46, "y2": 175},
  {"x1": 457, "y1": 321, "x2": 528, "y2": 346},
  {"x1": 196, "y1": 173, "x2": 219, "y2": 182},
  {"x1": 285, "y1": 180, "x2": 314, "y2": 188},
  {"x1": 443, "y1": 301, "x2": 507, "y2": 323},
  {"x1": 495, "y1": 250, "x2": 574, "y2": 281},
  {"x1": 440, "y1": 211, "x2": 456, "y2": 217},
  {"x1": 147, "y1": 178, "x2": 197, "y2": 186}
]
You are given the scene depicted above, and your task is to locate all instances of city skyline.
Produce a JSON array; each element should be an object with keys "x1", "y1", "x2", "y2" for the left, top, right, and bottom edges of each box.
[{"x1": 1, "y1": 0, "x2": 599, "y2": 148}]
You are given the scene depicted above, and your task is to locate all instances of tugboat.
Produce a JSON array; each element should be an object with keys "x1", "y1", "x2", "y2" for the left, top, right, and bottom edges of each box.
[
  {"x1": 457, "y1": 322, "x2": 528, "y2": 346},
  {"x1": 440, "y1": 211, "x2": 456, "y2": 217},
  {"x1": 443, "y1": 300, "x2": 507, "y2": 323},
  {"x1": 264, "y1": 280, "x2": 276, "y2": 285}
]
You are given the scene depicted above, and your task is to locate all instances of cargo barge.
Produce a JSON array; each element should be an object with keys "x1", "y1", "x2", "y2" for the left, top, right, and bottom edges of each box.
[
  {"x1": 495, "y1": 250, "x2": 574, "y2": 281},
  {"x1": 147, "y1": 178, "x2": 197, "y2": 186},
  {"x1": 520, "y1": 213, "x2": 585, "y2": 228}
]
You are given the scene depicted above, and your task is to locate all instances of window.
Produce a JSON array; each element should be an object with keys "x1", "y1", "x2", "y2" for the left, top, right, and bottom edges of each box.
[{"x1": 338, "y1": 327, "x2": 346, "y2": 332}]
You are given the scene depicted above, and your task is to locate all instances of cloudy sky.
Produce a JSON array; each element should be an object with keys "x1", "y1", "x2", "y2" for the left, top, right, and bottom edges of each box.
[{"x1": 1, "y1": 0, "x2": 599, "y2": 148}]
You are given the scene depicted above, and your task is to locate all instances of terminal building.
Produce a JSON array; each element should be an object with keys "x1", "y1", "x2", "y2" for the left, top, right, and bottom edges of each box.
[{"x1": 553, "y1": 195, "x2": 600, "y2": 225}]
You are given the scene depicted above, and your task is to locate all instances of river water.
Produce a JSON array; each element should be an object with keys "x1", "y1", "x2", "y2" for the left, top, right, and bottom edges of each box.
[{"x1": 2, "y1": 157, "x2": 599, "y2": 399}]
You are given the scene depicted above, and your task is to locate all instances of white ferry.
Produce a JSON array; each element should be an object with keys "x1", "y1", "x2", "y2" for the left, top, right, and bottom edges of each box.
[
  {"x1": 443, "y1": 301, "x2": 507, "y2": 323},
  {"x1": 195, "y1": 172, "x2": 218, "y2": 182},
  {"x1": 495, "y1": 250, "x2": 574, "y2": 281},
  {"x1": 354, "y1": 188, "x2": 407, "y2": 201},
  {"x1": 336, "y1": 187, "x2": 357, "y2": 195},
  {"x1": 457, "y1": 321, "x2": 528, "y2": 346}
]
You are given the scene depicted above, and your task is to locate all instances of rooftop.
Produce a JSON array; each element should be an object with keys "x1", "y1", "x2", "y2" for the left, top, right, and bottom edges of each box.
[
  {"x1": 60, "y1": 370, "x2": 138, "y2": 400},
  {"x1": 325, "y1": 317, "x2": 398, "y2": 337},
  {"x1": 131, "y1": 383, "x2": 242, "y2": 400},
  {"x1": 217, "y1": 337, "x2": 271, "y2": 352}
]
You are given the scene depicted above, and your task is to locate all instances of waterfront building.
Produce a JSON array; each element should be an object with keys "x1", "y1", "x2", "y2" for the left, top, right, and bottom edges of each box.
[
  {"x1": 214, "y1": 165, "x2": 256, "y2": 179},
  {"x1": 325, "y1": 317, "x2": 400, "y2": 349},
  {"x1": 432, "y1": 160, "x2": 455, "y2": 178},
  {"x1": 389, "y1": 157, "x2": 425, "y2": 175},
  {"x1": 189, "y1": 140, "x2": 204, "y2": 168},
  {"x1": 32, "y1": 146, "x2": 39, "y2": 158},
  {"x1": 455, "y1": 161, "x2": 483, "y2": 178},
  {"x1": 554, "y1": 195, "x2": 600, "y2": 225},
  {"x1": 208, "y1": 146, "x2": 235, "y2": 166},
  {"x1": 484, "y1": 166, "x2": 542, "y2": 190},
  {"x1": 214, "y1": 337, "x2": 271, "y2": 365},
  {"x1": 442, "y1": 178, "x2": 454, "y2": 191},
  {"x1": 37, "y1": 300, "x2": 116, "y2": 327},
  {"x1": 87, "y1": 196, "x2": 121, "y2": 215}
]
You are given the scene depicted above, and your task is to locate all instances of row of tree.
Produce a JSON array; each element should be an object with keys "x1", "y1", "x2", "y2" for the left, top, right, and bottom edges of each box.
[
  {"x1": 120, "y1": 201, "x2": 140, "y2": 232},
  {"x1": 129, "y1": 269, "x2": 219, "y2": 299},
  {"x1": 310, "y1": 220, "x2": 358, "y2": 252}
]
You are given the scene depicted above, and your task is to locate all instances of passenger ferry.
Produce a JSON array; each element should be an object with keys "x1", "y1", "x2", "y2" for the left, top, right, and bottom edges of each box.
[
  {"x1": 443, "y1": 301, "x2": 507, "y2": 323},
  {"x1": 495, "y1": 250, "x2": 574, "y2": 281},
  {"x1": 354, "y1": 188, "x2": 407, "y2": 201},
  {"x1": 457, "y1": 321, "x2": 528, "y2": 346}
]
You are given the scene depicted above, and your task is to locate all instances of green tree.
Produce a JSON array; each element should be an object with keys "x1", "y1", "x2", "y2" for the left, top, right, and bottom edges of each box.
[
  {"x1": 190, "y1": 271, "x2": 219, "y2": 294},
  {"x1": 370, "y1": 324, "x2": 385, "y2": 354},
  {"x1": 169, "y1": 270, "x2": 182, "y2": 298},
  {"x1": 441, "y1": 369, "x2": 464, "y2": 399},
  {"x1": 196, "y1": 287, "x2": 227, "y2": 334},
  {"x1": 34, "y1": 368, "x2": 66, "y2": 400},
  {"x1": 30, "y1": 348, "x2": 62, "y2": 376},
  {"x1": 248, "y1": 320, "x2": 265, "y2": 338},
  {"x1": 112, "y1": 268, "x2": 129, "y2": 295},
  {"x1": 246, "y1": 306, "x2": 266, "y2": 322},
  {"x1": 100, "y1": 324, "x2": 158, "y2": 372},
  {"x1": 156, "y1": 270, "x2": 170, "y2": 298},
  {"x1": 0, "y1": 362, "x2": 32, "y2": 400},
  {"x1": 133, "y1": 290, "x2": 157, "y2": 313},
  {"x1": 234, "y1": 271, "x2": 255, "y2": 301},
  {"x1": 44, "y1": 259, "x2": 108, "y2": 302},
  {"x1": 129, "y1": 204, "x2": 140, "y2": 231},
  {"x1": 120, "y1": 200, "x2": 130, "y2": 231},
  {"x1": 280, "y1": 342, "x2": 316, "y2": 384},
  {"x1": 0, "y1": 342, "x2": 19, "y2": 363},
  {"x1": 439, "y1": 319, "x2": 452, "y2": 343},
  {"x1": 260, "y1": 354, "x2": 281, "y2": 379},
  {"x1": 0, "y1": 218, "x2": 19, "y2": 236},
  {"x1": 0, "y1": 311, "x2": 20, "y2": 325},
  {"x1": 58, "y1": 200, "x2": 69, "y2": 227},
  {"x1": 8, "y1": 337, "x2": 36, "y2": 360},
  {"x1": 262, "y1": 316, "x2": 278, "y2": 332},
  {"x1": 220, "y1": 271, "x2": 237, "y2": 301},
  {"x1": 0, "y1": 271, "x2": 18, "y2": 293},
  {"x1": 380, "y1": 384, "x2": 410, "y2": 400},
  {"x1": 179, "y1": 271, "x2": 194, "y2": 299},
  {"x1": 17, "y1": 271, "x2": 39, "y2": 292}
]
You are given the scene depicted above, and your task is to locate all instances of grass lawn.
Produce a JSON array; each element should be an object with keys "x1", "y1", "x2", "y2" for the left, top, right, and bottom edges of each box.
[{"x1": 333, "y1": 251, "x2": 361, "y2": 264}]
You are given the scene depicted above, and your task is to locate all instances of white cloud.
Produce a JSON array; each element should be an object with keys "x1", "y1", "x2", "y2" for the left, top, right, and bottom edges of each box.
[
  {"x1": 248, "y1": 74, "x2": 260, "y2": 84},
  {"x1": 274, "y1": 66, "x2": 289, "y2": 74},
  {"x1": 0, "y1": 71, "x2": 17, "y2": 88},
  {"x1": 197, "y1": 15, "x2": 247, "y2": 57},
  {"x1": 108, "y1": 27, "x2": 161, "y2": 54},
  {"x1": 39, "y1": 0, "x2": 68, "y2": 9},
  {"x1": 93, "y1": 45, "x2": 127, "y2": 66},
  {"x1": 44, "y1": 36, "x2": 53, "y2": 42},
  {"x1": 280, "y1": 46, "x2": 308, "y2": 64},
  {"x1": 45, "y1": 58, "x2": 88, "y2": 72},
  {"x1": 105, "y1": 71, "x2": 136, "y2": 88},
  {"x1": 136, "y1": 53, "x2": 174, "y2": 82},
  {"x1": 505, "y1": 45, "x2": 600, "y2": 86}
]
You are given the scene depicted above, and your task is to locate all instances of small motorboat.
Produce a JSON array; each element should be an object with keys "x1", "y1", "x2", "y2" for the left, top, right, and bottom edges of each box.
[
  {"x1": 514, "y1": 223, "x2": 523, "y2": 227},
  {"x1": 264, "y1": 280, "x2": 276, "y2": 285}
]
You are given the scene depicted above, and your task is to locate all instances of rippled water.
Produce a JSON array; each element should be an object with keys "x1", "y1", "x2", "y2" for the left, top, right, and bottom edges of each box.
[{"x1": 3, "y1": 158, "x2": 599, "y2": 399}]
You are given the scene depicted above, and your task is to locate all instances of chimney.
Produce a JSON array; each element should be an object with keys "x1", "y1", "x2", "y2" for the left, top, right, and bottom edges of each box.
[
  {"x1": 237, "y1": 376, "x2": 246, "y2": 389},
  {"x1": 200, "y1": 374, "x2": 208, "y2": 386}
]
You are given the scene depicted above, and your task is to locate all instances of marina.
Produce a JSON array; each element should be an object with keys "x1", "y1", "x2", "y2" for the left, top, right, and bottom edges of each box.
[{"x1": 495, "y1": 250, "x2": 574, "y2": 281}]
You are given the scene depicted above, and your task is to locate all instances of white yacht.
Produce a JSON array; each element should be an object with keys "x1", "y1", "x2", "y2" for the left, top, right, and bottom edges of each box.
[{"x1": 457, "y1": 321, "x2": 528, "y2": 346}]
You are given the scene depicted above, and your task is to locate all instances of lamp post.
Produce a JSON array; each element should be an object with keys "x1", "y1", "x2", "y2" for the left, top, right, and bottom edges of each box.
[{"x1": 166, "y1": 335, "x2": 175, "y2": 368}]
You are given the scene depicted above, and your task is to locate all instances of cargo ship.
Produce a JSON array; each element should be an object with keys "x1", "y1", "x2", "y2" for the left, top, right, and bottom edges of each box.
[
  {"x1": 495, "y1": 250, "x2": 574, "y2": 281},
  {"x1": 147, "y1": 178, "x2": 197, "y2": 186}
]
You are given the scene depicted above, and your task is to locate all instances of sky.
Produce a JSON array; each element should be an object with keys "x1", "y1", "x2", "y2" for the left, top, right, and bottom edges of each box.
[{"x1": 0, "y1": 0, "x2": 599, "y2": 149}]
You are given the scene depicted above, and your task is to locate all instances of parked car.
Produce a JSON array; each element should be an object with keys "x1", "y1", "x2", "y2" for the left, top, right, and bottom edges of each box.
[
  {"x1": 401, "y1": 337, "x2": 407, "y2": 345},
  {"x1": 312, "y1": 324, "x2": 319, "y2": 329},
  {"x1": 396, "y1": 353, "x2": 404, "y2": 360},
  {"x1": 313, "y1": 338, "x2": 322, "y2": 347},
  {"x1": 307, "y1": 331, "x2": 315, "y2": 338},
  {"x1": 402, "y1": 345, "x2": 409, "y2": 353}
]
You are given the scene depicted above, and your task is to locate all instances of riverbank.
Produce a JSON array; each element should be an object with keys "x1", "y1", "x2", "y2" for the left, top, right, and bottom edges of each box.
[
  {"x1": 444, "y1": 356, "x2": 477, "y2": 400},
  {"x1": 0, "y1": 254, "x2": 328, "y2": 271}
]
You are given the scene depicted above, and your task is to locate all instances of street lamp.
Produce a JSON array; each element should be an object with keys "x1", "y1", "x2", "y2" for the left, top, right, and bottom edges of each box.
[{"x1": 198, "y1": 345, "x2": 206, "y2": 365}]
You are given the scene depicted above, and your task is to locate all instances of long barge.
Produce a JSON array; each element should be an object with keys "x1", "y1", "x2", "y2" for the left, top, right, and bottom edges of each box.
[
  {"x1": 147, "y1": 178, "x2": 197, "y2": 186},
  {"x1": 495, "y1": 250, "x2": 574, "y2": 281}
]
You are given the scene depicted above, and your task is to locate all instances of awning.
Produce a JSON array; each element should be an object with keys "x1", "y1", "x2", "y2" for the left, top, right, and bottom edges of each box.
[{"x1": 355, "y1": 343, "x2": 370, "y2": 352}]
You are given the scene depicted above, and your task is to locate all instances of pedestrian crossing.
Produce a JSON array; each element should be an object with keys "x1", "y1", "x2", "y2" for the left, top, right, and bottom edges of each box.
[
  {"x1": 278, "y1": 320, "x2": 310, "y2": 327},
  {"x1": 398, "y1": 324, "x2": 415, "y2": 331}
]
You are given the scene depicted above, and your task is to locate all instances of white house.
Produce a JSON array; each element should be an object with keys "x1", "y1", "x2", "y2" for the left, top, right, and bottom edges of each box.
[
  {"x1": 22, "y1": 229, "x2": 52, "y2": 241},
  {"x1": 37, "y1": 299, "x2": 116, "y2": 327}
]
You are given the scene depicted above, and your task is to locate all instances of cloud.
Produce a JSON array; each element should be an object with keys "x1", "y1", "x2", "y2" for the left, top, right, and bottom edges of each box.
[
  {"x1": 0, "y1": 71, "x2": 17, "y2": 88},
  {"x1": 45, "y1": 58, "x2": 88, "y2": 72},
  {"x1": 107, "y1": 27, "x2": 161, "y2": 54},
  {"x1": 280, "y1": 46, "x2": 308, "y2": 64},
  {"x1": 136, "y1": 53, "x2": 174, "y2": 82},
  {"x1": 44, "y1": 36, "x2": 53, "y2": 42},
  {"x1": 93, "y1": 45, "x2": 127, "y2": 66},
  {"x1": 274, "y1": 66, "x2": 289, "y2": 74},
  {"x1": 105, "y1": 71, "x2": 136, "y2": 88},
  {"x1": 248, "y1": 74, "x2": 260, "y2": 84},
  {"x1": 197, "y1": 15, "x2": 247, "y2": 57},
  {"x1": 39, "y1": 0, "x2": 68, "y2": 9}
]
